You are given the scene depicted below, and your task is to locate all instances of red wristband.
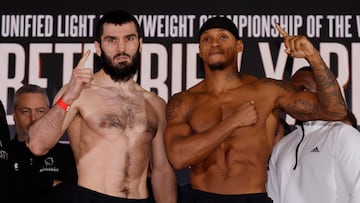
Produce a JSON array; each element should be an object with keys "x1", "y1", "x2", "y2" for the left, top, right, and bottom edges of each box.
[{"x1": 57, "y1": 97, "x2": 70, "y2": 111}]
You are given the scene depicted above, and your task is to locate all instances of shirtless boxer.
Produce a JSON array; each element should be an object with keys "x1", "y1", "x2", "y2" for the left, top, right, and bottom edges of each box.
[
  {"x1": 164, "y1": 16, "x2": 347, "y2": 203},
  {"x1": 28, "y1": 10, "x2": 177, "y2": 203}
]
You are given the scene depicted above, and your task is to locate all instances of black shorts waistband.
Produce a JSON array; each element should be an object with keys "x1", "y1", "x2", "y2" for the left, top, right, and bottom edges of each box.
[
  {"x1": 188, "y1": 188, "x2": 272, "y2": 203},
  {"x1": 77, "y1": 185, "x2": 149, "y2": 203}
]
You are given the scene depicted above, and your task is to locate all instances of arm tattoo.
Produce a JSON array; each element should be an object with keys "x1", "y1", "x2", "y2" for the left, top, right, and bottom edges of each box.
[
  {"x1": 263, "y1": 78, "x2": 296, "y2": 93},
  {"x1": 312, "y1": 59, "x2": 346, "y2": 111},
  {"x1": 312, "y1": 59, "x2": 337, "y2": 89},
  {"x1": 288, "y1": 99, "x2": 321, "y2": 120}
]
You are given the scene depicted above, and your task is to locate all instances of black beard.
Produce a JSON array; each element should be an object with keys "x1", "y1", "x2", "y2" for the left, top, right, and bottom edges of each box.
[{"x1": 101, "y1": 48, "x2": 141, "y2": 82}]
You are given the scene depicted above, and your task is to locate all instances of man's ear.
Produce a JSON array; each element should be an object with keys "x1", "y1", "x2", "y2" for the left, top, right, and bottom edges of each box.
[
  {"x1": 236, "y1": 40, "x2": 243, "y2": 53},
  {"x1": 139, "y1": 37, "x2": 143, "y2": 53},
  {"x1": 13, "y1": 111, "x2": 16, "y2": 124},
  {"x1": 94, "y1": 41, "x2": 101, "y2": 57},
  {"x1": 198, "y1": 44, "x2": 203, "y2": 59}
]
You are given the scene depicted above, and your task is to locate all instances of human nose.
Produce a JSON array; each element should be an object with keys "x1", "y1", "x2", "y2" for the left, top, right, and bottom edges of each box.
[
  {"x1": 211, "y1": 39, "x2": 220, "y2": 47},
  {"x1": 30, "y1": 110, "x2": 41, "y2": 122},
  {"x1": 116, "y1": 39, "x2": 126, "y2": 51}
]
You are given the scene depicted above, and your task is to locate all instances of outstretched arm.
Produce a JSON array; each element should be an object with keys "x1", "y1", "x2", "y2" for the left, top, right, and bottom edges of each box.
[
  {"x1": 276, "y1": 24, "x2": 347, "y2": 120},
  {"x1": 28, "y1": 51, "x2": 93, "y2": 155},
  {"x1": 164, "y1": 93, "x2": 258, "y2": 170}
]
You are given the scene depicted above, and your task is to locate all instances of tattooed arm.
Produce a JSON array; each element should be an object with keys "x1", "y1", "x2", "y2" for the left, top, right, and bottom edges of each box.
[
  {"x1": 275, "y1": 24, "x2": 347, "y2": 120},
  {"x1": 307, "y1": 55, "x2": 346, "y2": 119}
]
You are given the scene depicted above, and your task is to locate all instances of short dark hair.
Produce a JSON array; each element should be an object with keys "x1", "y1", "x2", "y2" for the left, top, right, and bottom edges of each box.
[
  {"x1": 95, "y1": 10, "x2": 142, "y2": 43},
  {"x1": 13, "y1": 84, "x2": 49, "y2": 109}
]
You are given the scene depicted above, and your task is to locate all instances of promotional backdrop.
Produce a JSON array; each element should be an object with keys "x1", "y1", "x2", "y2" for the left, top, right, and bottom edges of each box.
[{"x1": 1, "y1": 1, "x2": 359, "y2": 137}]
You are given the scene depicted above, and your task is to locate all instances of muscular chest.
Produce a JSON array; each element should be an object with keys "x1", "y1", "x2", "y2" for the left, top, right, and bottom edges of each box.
[
  {"x1": 188, "y1": 96, "x2": 244, "y2": 134},
  {"x1": 187, "y1": 92, "x2": 275, "y2": 147},
  {"x1": 79, "y1": 88, "x2": 157, "y2": 135}
]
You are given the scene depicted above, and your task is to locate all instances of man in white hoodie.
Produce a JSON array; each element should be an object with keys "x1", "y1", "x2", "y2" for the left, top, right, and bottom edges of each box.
[{"x1": 267, "y1": 66, "x2": 360, "y2": 203}]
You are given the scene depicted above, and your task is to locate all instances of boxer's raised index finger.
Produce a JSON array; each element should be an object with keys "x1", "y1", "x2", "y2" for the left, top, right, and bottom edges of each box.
[
  {"x1": 77, "y1": 50, "x2": 91, "y2": 68},
  {"x1": 275, "y1": 24, "x2": 288, "y2": 37}
]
